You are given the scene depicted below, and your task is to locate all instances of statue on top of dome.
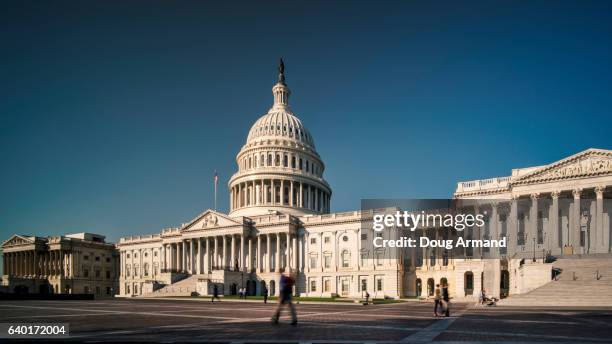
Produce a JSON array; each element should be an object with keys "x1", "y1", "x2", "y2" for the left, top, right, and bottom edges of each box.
[{"x1": 278, "y1": 58, "x2": 285, "y2": 84}]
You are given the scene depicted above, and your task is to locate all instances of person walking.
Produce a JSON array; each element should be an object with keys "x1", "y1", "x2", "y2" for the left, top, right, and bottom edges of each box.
[
  {"x1": 434, "y1": 284, "x2": 442, "y2": 316},
  {"x1": 364, "y1": 291, "x2": 370, "y2": 305},
  {"x1": 479, "y1": 289, "x2": 486, "y2": 306},
  {"x1": 211, "y1": 284, "x2": 221, "y2": 303},
  {"x1": 263, "y1": 286, "x2": 268, "y2": 304},
  {"x1": 441, "y1": 282, "x2": 450, "y2": 317},
  {"x1": 271, "y1": 273, "x2": 297, "y2": 326}
]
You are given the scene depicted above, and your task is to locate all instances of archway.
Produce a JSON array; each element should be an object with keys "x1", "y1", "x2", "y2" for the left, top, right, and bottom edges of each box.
[
  {"x1": 416, "y1": 279, "x2": 422, "y2": 297},
  {"x1": 260, "y1": 281, "x2": 267, "y2": 296},
  {"x1": 270, "y1": 280, "x2": 276, "y2": 296},
  {"x1": 500, "y1": 270, "x2": 510, "y2": 298},
  {"x1": 427, "y1": 278, "x2": 435, "y2": 297},
  {"x1": 440, "y1": 277, "x2": 448, "y2": 287},
  {"x1": 230, "y1": 283, "x2": 237, "y2": 295},
  {"x1": 247, "y1": 280, "x2": 256, "y2": 296}
]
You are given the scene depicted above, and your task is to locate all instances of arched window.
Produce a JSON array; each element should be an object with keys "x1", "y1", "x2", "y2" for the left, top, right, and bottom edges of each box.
[
  {"x1": 261, "y1": 154, "x2": 265, "y2": 167},
  {"x1": 291, "y1": 156, "x2": 296, "y2": 168},
  {"x1": 248, "y1": 157, "x2": 252, "y2": 169},
  {"x1": 126, "y1": 265, "x2": 131, "y2": 277},
  {"x1": 144, "y1": 263, "x2": 149, "y2": 277},
  {"x1": 464, "y1": 271, "x2": 474, "y2": 295},
  {"x1": 275, "y1": 154, "x2": 280, "y2": 166},
  {"x1": 267, "y1": 154, "x2": 272, "y2": 166},
  {"x1": 299, "y1": 158, "x2": 303, "y2": 170},
  {"x1": 283, "y1": 154, "x2": 288, "y2": 167},
  {"x1": 427, "y1": 278, "x2": 435, "y2": 296},
  {"x1": 341, "y1": 250, "x2": 350, "y2": 268}
]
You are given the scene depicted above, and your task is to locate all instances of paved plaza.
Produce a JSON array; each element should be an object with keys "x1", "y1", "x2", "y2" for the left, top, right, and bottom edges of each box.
[{"x1": 1, "y1": 298, "x2": 611, "y2": 343}]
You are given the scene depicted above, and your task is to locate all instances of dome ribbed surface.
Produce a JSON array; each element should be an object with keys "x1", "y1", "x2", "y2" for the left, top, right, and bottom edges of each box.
[{"x1": 246, "y1": 109, "x2": 315, "y2": 148}]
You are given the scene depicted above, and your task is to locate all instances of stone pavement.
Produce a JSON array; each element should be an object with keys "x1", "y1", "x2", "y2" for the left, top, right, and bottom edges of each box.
[{"x1": 0, "y1": 298, "x2": 611, "y2": 343}]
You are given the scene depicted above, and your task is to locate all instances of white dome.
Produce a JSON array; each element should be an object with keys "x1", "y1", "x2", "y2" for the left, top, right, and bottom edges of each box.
[
  {"x1": 228, "y1": 60, "x2": 331, "y2": 218},
  {"x1": 246, "y1": 109, "x2": 315, "y2": 148}
]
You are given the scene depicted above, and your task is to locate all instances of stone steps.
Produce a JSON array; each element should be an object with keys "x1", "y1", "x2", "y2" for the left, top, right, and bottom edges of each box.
[
  {"x1": 145, "y1": 275, "x2": 200, "y2": 297},
  {"x1": 499, "y1": 258, "x2": 612, "y2": 306}
]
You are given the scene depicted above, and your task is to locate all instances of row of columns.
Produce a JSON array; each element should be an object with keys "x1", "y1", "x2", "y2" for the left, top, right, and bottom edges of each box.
[
  {"x1": 230, "y1": 179, "x2": 330, "y2": 213},
  {"x1": 3, "y1": 250, "x2": 75, "y2": 278},
  {"x1": 122, "y1": 233, "x2": 300, "y2": 278}
]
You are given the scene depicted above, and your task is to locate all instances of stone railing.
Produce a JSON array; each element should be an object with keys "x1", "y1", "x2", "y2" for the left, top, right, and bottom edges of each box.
[{"x1": 455, "y1": 176, "x2": 511, "y2": 193}]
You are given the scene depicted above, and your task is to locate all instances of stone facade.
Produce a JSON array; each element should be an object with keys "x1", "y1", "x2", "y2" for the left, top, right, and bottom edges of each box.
[{"x1": 1, "y1": 233, "x2": 119, "y2": 296}]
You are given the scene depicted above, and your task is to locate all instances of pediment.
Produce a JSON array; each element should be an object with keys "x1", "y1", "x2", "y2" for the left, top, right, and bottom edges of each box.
[
  {"x1": 513, "y1": 149, "x2": 612, "y2": 185},
  {"x1": 182, "y1": 209, "x2": 244, "y2": 231},
  {"x1": 1, "y1": 234, "x2": 35, "y2": 248}
]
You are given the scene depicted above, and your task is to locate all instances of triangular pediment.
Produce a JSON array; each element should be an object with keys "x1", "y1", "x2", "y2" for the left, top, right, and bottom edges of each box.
[
  {"x1": 513, "y1": 148, "x2": 612, "y2": 185},
  {"x1": 182, "y1": 209, "x2": 244, "y2": 231},
  {"x1": 1, "y1": 234, "x2": 35, "y2": 248}
]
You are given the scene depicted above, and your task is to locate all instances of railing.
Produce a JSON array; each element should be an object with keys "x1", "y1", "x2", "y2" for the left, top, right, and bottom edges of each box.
[{"x1": 456, "y1": 176, "x2": 512, "y2": 193}]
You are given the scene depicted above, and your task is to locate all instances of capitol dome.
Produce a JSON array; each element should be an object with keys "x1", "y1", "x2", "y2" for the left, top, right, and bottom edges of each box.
[{"x1": 228, "y1": 60, "x2": 331, "y2": 217}]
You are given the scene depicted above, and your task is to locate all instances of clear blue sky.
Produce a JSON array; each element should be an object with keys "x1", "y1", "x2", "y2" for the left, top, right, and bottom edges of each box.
[{"x1": 1, "y1": 1, "x2": 611, "y2": 244}]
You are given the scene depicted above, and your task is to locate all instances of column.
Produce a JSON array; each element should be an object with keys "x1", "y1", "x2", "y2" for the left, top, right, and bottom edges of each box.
[
  {"x1": 257, "y1": 235, "x2": 262, "y2": 272},
  {"x1": 315, "y1": 188, "x2": 319, "y2": 212},
  {"x1": 248, "y1": 238, "x2": 253, "y2": 272},
  {"x1": 205, "y1": 237, "x2": 211, "y2": 272},
  {"x1": 550, "y1": 191, "x2": 560, "y2": 252},
  {"x1": 197, "y1": 238, "x2": 202, "y2": 274},
  {"x1": 290, "y1": 181, "x2": 294, "y2": 206},
  {"x1": 175, "y1": 243, "x2": 180, "y2": 272},
  {"x1": 508, "y1": 197, "x2": 518, "y2": 256},
  {"x1": 214, "y1": 236, "x2": 218, "y2": 269},
  {"x1": 272, "y1": 180, "x2": 276, "y2": 205},
  {"x1": 222, "y1": 235, "x2": 227, "y2": 270},
  {"x1": 572, "y1": 189, "x2": 582, "y2": 250},
  {"x1": 276, "y1": 233, "x2": 281, "y2": 272},
  {"x1": 530, "y1": 193, "x2": 539, "y2": 253},
  {"x1": 238, "y1": 233, "x2": 245, "y2": 271},
  {"x1": 596, "y1": 186, "x2": 606, "y2": 253},
  {"x1": 266, "y1": 234, "x2": 271, "y2": 273},
  {"x1": 293, "y1": 233, "x2": 298, "y2": 272},
  {"x1": 299, "y1": 182, "x2": 303, "y2": 207},
  {"x1": 286, "y1": 232, "x2": 290, "y2": 270},
  {"x1": 280, "y1": 180, "x2": 285, "y2": 206},
  {"x1": 231, "y1": 235, "x2": 236, "y2": 270},
  {"x1": 189, "y1": 239, "x2": 194, "y2": 274}
]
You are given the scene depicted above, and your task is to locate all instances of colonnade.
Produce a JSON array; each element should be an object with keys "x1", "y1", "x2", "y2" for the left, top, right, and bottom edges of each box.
[
  {"x1": 122, "y1": 232, "x2": 300, "y2": 278},
  {"x1": 230, "y1": 179, "x2": 329, "y2": 213},
  {"x1": 3, "y1": 250, "x2": 76, "y2": 278}
]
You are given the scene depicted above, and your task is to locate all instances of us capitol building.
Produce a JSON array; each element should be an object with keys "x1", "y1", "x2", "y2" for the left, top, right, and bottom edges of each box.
[{"x1": 2, "y1": 61, "x2": 611, "y2": 301}]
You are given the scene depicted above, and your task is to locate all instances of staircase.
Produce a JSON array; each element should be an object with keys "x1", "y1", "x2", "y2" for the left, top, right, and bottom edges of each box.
[
  {"x1": 499, "y1": 257, "x2": 612, "y2": 307},
  {"x1": 144, "y1": 275, "x2": 200, "y2": 297}
]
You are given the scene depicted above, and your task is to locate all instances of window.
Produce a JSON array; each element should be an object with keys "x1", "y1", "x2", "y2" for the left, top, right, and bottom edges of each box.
[
  {"x1": 342, "y1": 236, "x2": 348, "y2": 242},
  {"x1": 324, "y1": 237, "x2": 330, "y2": 244},
  {"x1": 310, "y1": 238, "x2": 317, "y2": 245},
  {"x1": 84, "y1": 286, "x2": 90, "y2": 294},
  {"x1": 283, "y1": 155, "x2": 288, "y2": 167},
  {"x1": 154, "y1": 251, "x2": 158, "y2": 257},
  {"x1": 376, "y1": 232, "x2": 383, "y2": 238},
  {"x1": 95, "y1": 269, "x2": 101, "y2": 278},
  {"x1": 299, "y1": 158, "x2": 303, "y2": 170},
  {"x1": 144, "y1": 263, "x2": 150, "y2": 277},
  {"x1": 106, "y1": 257, "x2": 111, "y2": 263},
  {"x1": 126, "y1": 253, "x2": 130, "y2": 258},
  {"x1": 106, "y1": 287, "x2": 111, "y2": 295},
  {"x1": 361, "y1": 234, "x2": 367, "y2": 240},
  {"x1": 361, "y1": 279, "x2": 367, "y2": 292},
  {"x1": 324, "y1": 279, "x2": 331, "y2": 292},
  {"x1": 310, "y1": 255, "x2": 317, "y2": 269},
  {"x1": 341, "y1": 250, "x2": 350, "y2": 268},
  {"x1": 291, "y1": 156, "x2": 296, "y2": 168},
  {"x1": 84, "y1": 255, "x2": 89, "y2": 261},
  {"x1": 144, "y1": 252, "x2": 148, "y2": 257},
  {"x1": 275, "y1": 154, "x2": 280, "y2": 166},
  {"x1": 465, "y1": 271, "x2": 474, "y2": 295},
  {"x1": 324, "y1": 255, "x2": 331, "y2": 269},
  {"x1": 84, "y1": 269, "x2": 89, "y2": 278},
  {"x1": 377, "y1": 278, "x2": 383, "y2": 291},
  {"x1": 376, "y1": 252, "x2": 383, "y2": 266},
  {"x1": 126, "y1": 265, "x2": 130, "y2": 277},
  {"x1": 126, "y1": 285, "x2": 130, "y2": 294},
  {"x1": 310, "y1": 280, "x2": 316, "y2": 292},
  {"x1": 106, "y1": 270, "x2": 111, "y2": 279},
  {"x1": 95, "y1": 256, "x2": 100, "y2": 262}
]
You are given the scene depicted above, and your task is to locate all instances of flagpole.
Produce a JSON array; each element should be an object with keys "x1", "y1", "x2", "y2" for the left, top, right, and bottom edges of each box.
[{"x1": 214, "y1": 170, "x2": 218, "y2": 211}]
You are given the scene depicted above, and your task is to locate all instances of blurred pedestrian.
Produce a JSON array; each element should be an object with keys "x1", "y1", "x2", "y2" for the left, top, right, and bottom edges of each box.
[
  {"x1": 441, "y1": 282, "x2": 450, "y2": 317},
  {"x1": 434, "y1": 284, "x2": 442, "y2": 316},
  {"x1": 271, "y1": 273, "x2": 297, "y2": 326},
  {"x1": 263, "y1": 286, "x2": 268, "y2": 304},
  {"x1": 211, "y1": 284, "x2": 220, "y2": 302}
]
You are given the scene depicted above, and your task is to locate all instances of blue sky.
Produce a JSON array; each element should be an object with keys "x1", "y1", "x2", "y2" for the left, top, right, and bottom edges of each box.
[{"x1": 1, "y1": 1, "x2": 611, "y2": 243}]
